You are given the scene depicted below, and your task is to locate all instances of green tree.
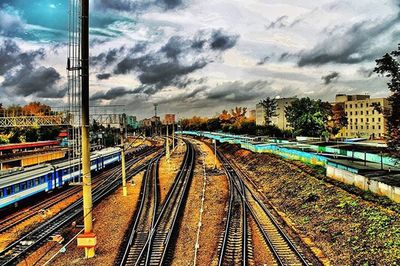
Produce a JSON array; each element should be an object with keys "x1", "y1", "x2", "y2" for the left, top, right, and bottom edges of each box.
[
  {"x1": 329, "y1": 103, "x2": 348, "y2": 136},
  {"x1": 285, "y1": 97, "x2": 332, "y2": 137},
  {"x1": 25, "y1": 126, "x2": 39, "y2": 142},
  {"x1": 259, "y1": 97, "x2": 277, "y2": 125},
  {"x1": 374, "y1": 45, "x2": 400, "y2": 151},
  {"x1": 39, "y1": 126, "x2": 60, "y2": 140}
]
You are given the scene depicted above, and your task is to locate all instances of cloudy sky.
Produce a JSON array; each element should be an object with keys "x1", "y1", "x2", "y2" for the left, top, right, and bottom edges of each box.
[{"x1": 0, "y1": 0, "x2": 399, "y2": 119}]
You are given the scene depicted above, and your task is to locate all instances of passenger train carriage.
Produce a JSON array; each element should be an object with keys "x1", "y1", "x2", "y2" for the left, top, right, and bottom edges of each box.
[{"x1": 0, "y1": 147, "x2": 121, "y2": 209}]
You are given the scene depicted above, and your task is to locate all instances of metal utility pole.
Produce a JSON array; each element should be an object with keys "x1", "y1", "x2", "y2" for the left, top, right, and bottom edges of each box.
[
  {"x1": 172, "y1": 122, "x2": 175, "y2": 151},
  {"x1": 166, "y1": 124, "x2": 170, "y2": 160},
  {"x1": 213, "y1": 139, "x2": 217, "y2": 169},
  {"x1": 120, "y1": 116, "x2": 127, "y2": 197},
  {"x1": 77, "y1": 0, "x2": 96, "y2": 258}
]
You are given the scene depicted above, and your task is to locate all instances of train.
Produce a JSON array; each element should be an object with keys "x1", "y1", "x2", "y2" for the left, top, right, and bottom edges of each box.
[{"x1": 0, "y1": 147, "x2": 122, "y2": 209}]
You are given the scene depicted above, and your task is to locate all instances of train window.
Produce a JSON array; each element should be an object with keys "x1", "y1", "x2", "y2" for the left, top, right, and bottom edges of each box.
[
  {"x1": 28, "y1": 180, "x2": 33, "y2": 188},
  {"x1": 40, "y1": 176, "x2": 45, "y2": 183},
  {"x1": 21, "y1": 182, "x2": 27, "y2": 190},
  {"x1": 0, "y1": 189, "x2": 3, "y2": 198},
  {"x1": 74, "y1": 165, "x2": 79, "y2": 171},
  {"x1": 14, "y1": 185, "x2": 20, "y2": 193},
  {"x1": 34, "y1": 178, "x2": 39, "y2": 186},
  {"x1": 5, "y1": 187, "x2": 11, "y2": 196}
]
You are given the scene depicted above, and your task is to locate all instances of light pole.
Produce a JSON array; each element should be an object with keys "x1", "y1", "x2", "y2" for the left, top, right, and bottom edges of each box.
[{"x1": 213, "y1": 139, "x2": 217, "y2": 169}]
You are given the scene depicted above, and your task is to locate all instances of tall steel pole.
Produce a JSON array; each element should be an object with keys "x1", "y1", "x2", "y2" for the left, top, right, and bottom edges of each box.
[
  {"x1": 120, "y1": 118, "x2": 127, "y2": 197},
  {"x1": 81, "y1": 0, "x2": 95, "y2": 258},
  {"x1": 166, "y1": 124, "x2": 170, "y2": 160}
]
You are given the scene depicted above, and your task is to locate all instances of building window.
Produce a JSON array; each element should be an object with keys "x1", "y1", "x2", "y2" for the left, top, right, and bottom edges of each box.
[
  {"x1": 366, "y1": 118, "x2": 369, "y2": 122},
  {"x1": 361, "y1": 125, "x2": 363, "y2": 129},
  {"x1": 350, "y1": 118, "x2": 353, "y2": 123},
  {"x1": 366, "y1": 111, "x2": 369, "y2": 115},
  {"x1": 378, "y1": 117, "x2": 381, "y2": 122},
  {"x1": 356, "y1": 126, "x2": 358, "y2": 130},
  {"x1": 361, "y1": 118, "x2": 363, "y2": 122},
  {"x1": 372, "y1": 118, "x2": 375, "y2": 122},
  {"x1": 361, "y1": 103, "x2": 363, "y2": 108},
  {"x1": 366, "y1": 125, "x2": 369, "y2": 129},
  {"x1": 361, "y1": 111, "x2": 363, "y2": 115},
  {"x1": 350, "y1": 104, "x2": 352, "y2": 108},
  {"x1": 355, "y1": 118, "x2": 358, "y2": 123},
  {"x1": 346, "y1": 112, "x2": 348, "y2": 116},
  {"x1": 350, "y1": 111, "x2": 353, "y2": 116},
  {"x1": 355, "y1": 111, "x2": 358, "y2": 115},
  {"x1": 345, "y1": 104, "x2": 348, "y2": 108},
  {"x1": 366, "y1": 103, "x2": 369, "y2": 107},
  {"x1": 372, "y1": 125, "x2": 375, "y2": 129},
  {"x1": 378, "y1": 125, "x2": 381, "y2": 130},
  {"x1": 350, "y1": 126, "x2": 353, "y2": 130}
]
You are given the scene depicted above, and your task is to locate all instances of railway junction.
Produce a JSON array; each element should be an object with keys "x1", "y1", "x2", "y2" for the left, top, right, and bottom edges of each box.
[{"x1": 0, "y1": 133, "x2": 399, "y2": 265}]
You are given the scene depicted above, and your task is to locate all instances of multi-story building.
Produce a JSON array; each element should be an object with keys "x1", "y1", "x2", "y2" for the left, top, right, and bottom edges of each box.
[
  {"x1": 163, "y1": 114, "x2": 175, "y2": 125},
  {"x1": 126, "y1": 115, "x2": 139, "y2": 129},
  {"x1": 335, "y1": 94, "x2": 390, "y2": 139},
  {"x1": 255, "y1": 103, "x2": 266, "y2": 126},
  {"x1": 256, "y1": 97, "x2": 296, "y2": 130}
]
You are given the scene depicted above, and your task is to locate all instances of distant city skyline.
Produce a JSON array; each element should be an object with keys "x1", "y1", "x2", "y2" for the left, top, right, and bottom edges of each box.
[{"x1": 0, "y1": 0, "x2": 398, "y2": 119}]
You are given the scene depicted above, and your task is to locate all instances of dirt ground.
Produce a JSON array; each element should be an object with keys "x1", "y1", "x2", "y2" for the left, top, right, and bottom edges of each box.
[
  {"x1": 158, "y1": 139, "x2": 186, "y2": 203},
  {"x1": 220, "y1": 143, "x2": 400, "y2": 266},
  {"x1": 19, "y1": 170, "x2": 145, "y2": 266},
  {"x1": 171, "y1": 138, "x2": 228, "y2": 266}
]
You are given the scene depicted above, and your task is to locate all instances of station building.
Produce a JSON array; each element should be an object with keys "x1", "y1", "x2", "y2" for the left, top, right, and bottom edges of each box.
[{"x1": 335, "y1": 94, "x2": 391, "y2": 139}]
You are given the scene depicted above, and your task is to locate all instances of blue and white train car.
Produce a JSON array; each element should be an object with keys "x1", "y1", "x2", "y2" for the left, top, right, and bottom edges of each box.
[{"x1": 0, "y1": 147, "x2": 121, "y2": 209}]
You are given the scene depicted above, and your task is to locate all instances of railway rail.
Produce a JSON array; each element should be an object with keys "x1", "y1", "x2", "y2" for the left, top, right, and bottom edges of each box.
[
  {"x1": 118, "y1": 139, "x2": 195, "y2": 266},
  {"x1": 0, "y1": 146, "x2": 156, "y2": 235},
  {"x1": 0, "y1": 147, "x2": 161, "y2": 266},
  {"x1": 217, "y1": 149, "x2": 310, "y2": 266}
]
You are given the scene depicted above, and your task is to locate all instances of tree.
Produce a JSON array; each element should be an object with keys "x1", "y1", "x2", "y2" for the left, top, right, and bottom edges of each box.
[
  {"x1": 329, "y1": 103, "x2": 348, "y2": 136},
  {"x1": 259, "y1": 97, "x2": 277, "y2": 125},
  {"x1": 285, "y1": 97, "x2": 332, "y2": 137},
  {"x1": 22, "y1": 102, "x2": 51, "y2": 116},
  {"x1": 230, "y1": 107, "x2": 247, "y2": 121},
  {"x1": 374, "y1": 45, "x2": 400, "y2": 151},
  {"x1": 218, "y1": 110, "x2": 231, "y2": 122}
]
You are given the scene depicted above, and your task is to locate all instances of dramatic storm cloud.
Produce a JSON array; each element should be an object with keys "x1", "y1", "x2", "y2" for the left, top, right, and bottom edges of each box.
[
  {"x1": 321, "y1": 72, "x2": 340, "y2": 85},
  {"x1": 1, "y1": 0, "x2": 399, "y2": 117}
]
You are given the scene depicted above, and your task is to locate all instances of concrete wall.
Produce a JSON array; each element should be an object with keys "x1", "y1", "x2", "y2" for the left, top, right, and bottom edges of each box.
[{"x1": 327, "y1": 165, "x2": 400, "y2": 203}]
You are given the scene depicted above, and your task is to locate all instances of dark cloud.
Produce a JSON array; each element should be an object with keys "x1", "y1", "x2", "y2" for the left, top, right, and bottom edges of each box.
[
  {"x1": 3, "y1": 66, "x2": 67, "y2": 98},
  {"x1": 0, "y1": 40, "x2": 66, "y2": 98},
  {"x1": 111, "y1": 29, "x2": 238, "y2": 95},
  {"x1": 321, "y1": 71, "x2": 340, "y2": 85},
  {"x1": 205, "y1": 80, "x2": 272, "y2": 102},
  {"x1": 265, "y1": 16, "x2": 288, "y2": 30},
  {"x1": 96, "y1": 73, "x2": 112, "y2": 80},
  {"x1": 298, "y1": 16, "x2": 400, "y2": 66},
  {"x1": 90, "y1": 87, "x2": 136, "y2": 101},
  {"x1": 210, "y1": 30, "x2": 239, "y2": 51},
  {"x1": 257, "y1": 56, "x2": 270, "y2": 65},
  {"x1": 91, "y1": 46, "x2": 126, "y2": 67},
  {"x1": 0, "y1": 39, "x2": 45, "y2": 75},
  {"x1": 357, "y1": 67, "x2": 374, "y2": 78}
]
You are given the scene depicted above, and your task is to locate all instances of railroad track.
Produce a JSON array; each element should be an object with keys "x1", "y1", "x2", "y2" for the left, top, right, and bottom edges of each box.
[
  {"x1": 0, "y1": 146, "x2": 157, "y2": 235},
  {"x1": 118, "y1": 139, "x2": 195, "y2": 266},
  {"x1": 218, "y1": 162, "x2": 249, "y2": 266},
  {"x1": 0, "y1": 147, "x2": 161, "y2": 266},
  {"x1": 217, "y1": 149, "x2": 310, "y2": 266},
  {"x1": 117, "y1": 155, "x2": 161, "y2": 265}
]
